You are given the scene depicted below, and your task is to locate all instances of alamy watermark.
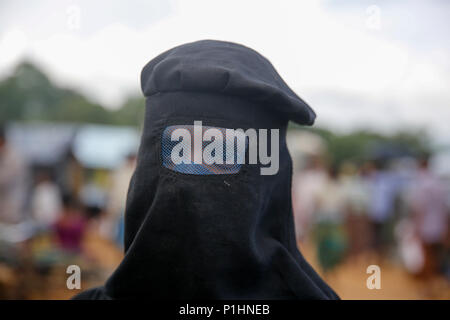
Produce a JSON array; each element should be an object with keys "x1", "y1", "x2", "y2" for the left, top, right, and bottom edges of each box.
[
  {"x1": 365, "y1": 5, "x2": 382, "y2": 30},
  {"x1": 66, "y1": 265, "x2": 81, "y2": 290},
  {"x1": 66, "y1": 5, "x2": 82, "y2": 31},
  {"x1": 169, "y1": 121, "x2": 280, "y2": 175},
  {"x1": 366, "y1": 265, "x2": 381, "y2": 289}
]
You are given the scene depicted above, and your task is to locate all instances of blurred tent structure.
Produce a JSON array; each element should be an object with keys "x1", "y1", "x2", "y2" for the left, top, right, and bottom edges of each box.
[
  {"x1": 72, "y1": 125, "x2": 139, "y2": 170},
  {"x1": 7, "y1": 122, "x2": 139, "y2": 170},
  {"x1": 5, "y1": 122, "x2": 139, "y2": 210},
  {"x1": 72, "y1": 124, "x2": 139, "y2": 210},
  {"x1": 7, "y1": 123, "x2": 77, "y2": 167}
]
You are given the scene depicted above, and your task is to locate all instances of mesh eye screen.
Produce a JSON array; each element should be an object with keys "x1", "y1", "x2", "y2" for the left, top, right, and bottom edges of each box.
[{"x1": 161, "y1": 125, "x2": 248, "y2": 175}]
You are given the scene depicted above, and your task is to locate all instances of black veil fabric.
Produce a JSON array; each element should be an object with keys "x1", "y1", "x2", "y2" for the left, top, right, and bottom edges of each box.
[{"x1": 73, "y1": 40, "x2": 339, "y2": 300}]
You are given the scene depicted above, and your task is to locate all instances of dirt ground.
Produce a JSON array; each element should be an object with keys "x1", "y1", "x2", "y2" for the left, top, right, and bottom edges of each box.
[
  {"x1": 11, "y1": 234, "x2": 449, "y2": 300},
  {"x1": 298, "y1": 241, "x2": 450, "y2": 300}
]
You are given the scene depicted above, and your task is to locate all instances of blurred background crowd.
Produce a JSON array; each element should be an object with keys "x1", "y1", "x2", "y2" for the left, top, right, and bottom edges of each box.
[
  {"x1": 289, "y1": 130, "x2": 450, "y2": 298},
  {"x1": 1, "y1": 0, "x2": 449, "y2": 299}
]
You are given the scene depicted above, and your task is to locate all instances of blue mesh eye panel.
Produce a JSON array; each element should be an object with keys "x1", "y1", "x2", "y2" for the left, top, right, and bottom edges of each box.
[{"x1": 161, "y1": 125, "x2": 247, "y2": 175}]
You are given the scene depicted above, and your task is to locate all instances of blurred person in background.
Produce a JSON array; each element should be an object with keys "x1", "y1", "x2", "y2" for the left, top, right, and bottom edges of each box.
[
  {"x1": 30, "y1": 170, "x2": 62, "y2": 229},
  {"x1": 54, "y1": 194, "x2": 87, "y2": 253},
  {"x1": 407, "y1": 154, "x2": 448, "y2": 281},
  {"x1": 313, "y1": 166, "x2": 348, "y2": 274},
  {"x1": 79, "y1": 180, "x2": 107, "y2": 221},
  {"x1": 0, "y1": 124, "x2": 28, "y2": 224},
  {"x1": 60, "y1": 151, "x2": 84, "y2": 201},
  {"x1": 339, "y1": 162, "x2": 371, "y2": 262},
  {"x1": 366, "y1": 159, "x2": 403, "y2": 260},
  {"x1": 105, "y1": 153, "x2": 136, "y2": 247},
  {"x1": 292, "y1": 154, "x2": 328, "y2": 241}
]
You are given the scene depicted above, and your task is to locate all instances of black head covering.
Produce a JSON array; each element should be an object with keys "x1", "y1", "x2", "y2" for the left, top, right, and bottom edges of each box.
[{"x1": 74, "y1": 40, "x2": 338, "y2": 299}]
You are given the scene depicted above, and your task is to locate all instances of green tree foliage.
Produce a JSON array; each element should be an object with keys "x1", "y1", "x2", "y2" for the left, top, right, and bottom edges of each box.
[
  {"x1": 303, "y1": 127, "x2": 429, "y2": 167},
  {"x1": 0, "y1": 61, "x2": 145, "y2": 127},
  {"x1": 111, "y1": 95, "x2": 145, "y2": 128}
]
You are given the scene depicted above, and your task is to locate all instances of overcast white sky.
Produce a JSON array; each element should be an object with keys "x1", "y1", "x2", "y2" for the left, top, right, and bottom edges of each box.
[{"x1": 0, "y1": 0, "x2": 449, "y2": 144}]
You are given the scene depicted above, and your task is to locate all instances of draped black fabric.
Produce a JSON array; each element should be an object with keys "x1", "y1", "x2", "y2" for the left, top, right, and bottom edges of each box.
[{"x1": 73, "y1": 40, "x2": 338, "y2": 300}]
